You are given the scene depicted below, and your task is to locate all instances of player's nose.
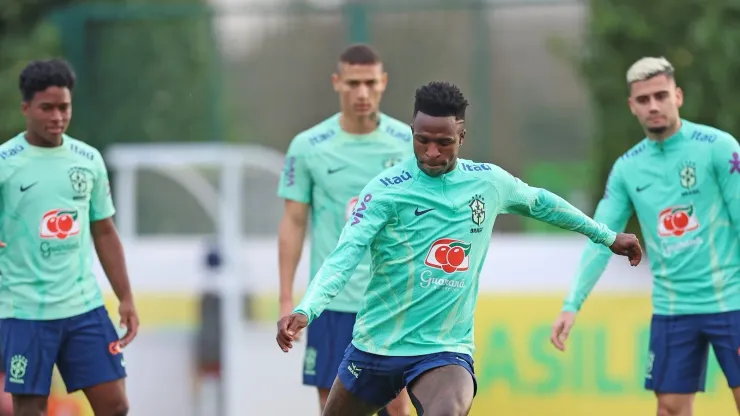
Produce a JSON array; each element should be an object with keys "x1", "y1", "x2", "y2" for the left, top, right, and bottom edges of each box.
[{"x1": 425, "y1": 144, "x2": 441, "y2": 159}]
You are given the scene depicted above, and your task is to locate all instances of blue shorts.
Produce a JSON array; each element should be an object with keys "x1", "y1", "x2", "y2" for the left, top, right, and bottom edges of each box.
[
  {"x1": 338, "y1": 343, "x2": 477, "y2": 408},
  {"x1": 645, "y1": 310, "x2": 740, "y2": 393},
  {"x1": 303, "y1": 310, "x2": 356, "y2": 389},
  {"x1": 0, "y1": 306, "x2": 127, "y2": 395}
]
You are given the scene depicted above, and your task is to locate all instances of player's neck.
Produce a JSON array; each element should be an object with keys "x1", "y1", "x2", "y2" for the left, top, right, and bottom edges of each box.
[
  {"x1": 339, "y1": 113, "x2": 379, "y2": 135},
  {"x1": 24, "y1": 131, "x2": 62, "y2": 148},
  {"x1": 646, "y1": 119, "x2": 682, "y2": 142}
]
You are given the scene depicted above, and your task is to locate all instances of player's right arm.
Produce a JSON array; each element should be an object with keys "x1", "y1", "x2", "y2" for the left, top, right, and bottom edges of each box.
[
  {"x1": 276, "y1": 138, "x2": 313, "y2": 318},
  {"x1": 561, "y1": 161, "x2": 634, "y2": 313},
  {"x1": 292, "y1": 181, "x2": 392, "y2": 325}
]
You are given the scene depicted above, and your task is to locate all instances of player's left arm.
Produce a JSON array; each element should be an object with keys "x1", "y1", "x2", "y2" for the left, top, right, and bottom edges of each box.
[
  {"x1": 292, "y1": 183, "x2": 393, "y2": 325},
  {"x1": 494, "y1": 166, "x2": 617, "y2": 247},
  {"x1": 712, "y1": 133, "x2": 740, "y2": 236},
  {"x1": 89, "y1": 154, "x2": 139, "y2": 348}
]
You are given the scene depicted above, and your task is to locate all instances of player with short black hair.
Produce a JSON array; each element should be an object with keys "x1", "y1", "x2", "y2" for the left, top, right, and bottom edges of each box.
[
  {"x1": 0, "y1": 58, "x2": 138, "y2": 416},
  {"x1": 277, "y1": 44, "x2": 412, "y2": 415},
  {"x1": 277, "y1": 81, "x2": 643, "y2": 415}
]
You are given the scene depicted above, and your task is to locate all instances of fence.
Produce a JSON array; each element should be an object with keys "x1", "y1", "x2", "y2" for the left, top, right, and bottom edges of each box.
[{"x1": 49, "y1": 0, "x2": 595, "y2": 236}]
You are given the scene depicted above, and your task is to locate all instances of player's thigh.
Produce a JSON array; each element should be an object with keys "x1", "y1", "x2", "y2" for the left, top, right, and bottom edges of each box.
[
  {"x1": 645, "y1": 314, "x2": 709, "y2": 394},
  {"x1": 335, "y1": 344, "x2": 406, "y2": 411},
  {"x1": 0, "y1": 318, "x2": 61, "y2": 397},
  {"x1": 303, "y1": 310, "x2": 356, "y2": 390},
  {"x1": 323, "y1": 376, "x2": 382, "y2": 416},
  {"x1": 383, "y1": 388, "x2": 411, "y2": 415},
  {"x1": 56, "y1": 307, "x2": 127, "y2": 401},
  {"x1": 406, "y1": 353, "x2": 476, "y2": 416},
  {"x1": 704, "y1": 310, "x2": 740, "y2": 389}
]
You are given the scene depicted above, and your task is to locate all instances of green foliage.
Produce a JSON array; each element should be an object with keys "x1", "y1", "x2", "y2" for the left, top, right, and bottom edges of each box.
[
  {"x1": 564, "y1": 0, "x2": 740, "y2": 232},
  {"x1": 0, "y1": 0, "x2": 217, "y2": 149},
  {"x1": 0, "y1": 1, "x2": 68, "y2": 143}
]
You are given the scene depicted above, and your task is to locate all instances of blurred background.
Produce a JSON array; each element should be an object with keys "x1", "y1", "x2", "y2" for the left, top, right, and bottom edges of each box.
[{"x1": 2, "y1": 0, "x2": 739, "y2": 414}]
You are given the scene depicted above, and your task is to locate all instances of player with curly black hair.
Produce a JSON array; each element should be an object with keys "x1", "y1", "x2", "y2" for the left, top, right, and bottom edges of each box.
[
  {"x1": 0, "y1": 59, "x2": 138, "y2": 416},
  {"x1": 277, "y1": 81, "x2": 643, "y2": 415}
]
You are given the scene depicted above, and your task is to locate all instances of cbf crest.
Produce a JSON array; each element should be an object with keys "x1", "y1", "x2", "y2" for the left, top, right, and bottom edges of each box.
[
  {"x1": 469, "y1": 194, "x2": 485, "y2": 233},
  {"x1": 678, "y1": 160, "x2": 699, "y2": 196},
  {"x1": 68, "y1": 166, "x2": 93, "y2": 201},
  {"x1": 679, "y1": 161, "x2": 696, "y2": 189}
]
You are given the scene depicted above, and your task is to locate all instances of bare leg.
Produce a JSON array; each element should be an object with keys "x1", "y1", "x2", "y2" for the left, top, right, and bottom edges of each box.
[
  {"x1": 731, "y1": 387, "x2": 740, "y2": 414},
  {"x1": 408, "y1": 365, "x2": 474, "y2": 416},
  {"x1": 655, "y1": 393, "x2": 694, "y2": 416},
  {"x1": 82, "y1": 379, "x2": 129, "y2": 416},
  {"x1": 323, "y1": 377, "x2": 383, "y2": 416},
  {"x1": 317, "y1": 388, "x2": 330, "y2": 412},
  {"x1": 381, "y1": 387, "x2": 411, "y2": 416},
  {"x1": 12, "y1": 395, "x2": 47, "y2": 416}
]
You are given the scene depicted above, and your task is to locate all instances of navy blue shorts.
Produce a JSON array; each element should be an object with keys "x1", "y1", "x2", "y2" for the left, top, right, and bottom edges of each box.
[
  {"x1": 645, "y1": 310, "x2": 740, "y2": 393},
  {"x1": 338, "y1": 343, "x2": 477, "y2": 408},
  {"x1": 0, "y1": 306, "x2": 127, "y2": 395},
  {"x1": 303, "y1": 310, "x2": 356, "y2": 389}
]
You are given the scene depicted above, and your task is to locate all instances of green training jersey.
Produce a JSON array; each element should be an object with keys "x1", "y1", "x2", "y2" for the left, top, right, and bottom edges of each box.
[
  {"x1": 564, "y1": 119, "x2": 740, "y2": 315},
  {"x1": 0, "y1": 133, "x2": 114, "y2": 320},
  {"x1": 294, "y1": 157, "x2": 616, "y2": 357},
  {"x1": 277, "y1": 113, "x2": 413, "y2": 313}
]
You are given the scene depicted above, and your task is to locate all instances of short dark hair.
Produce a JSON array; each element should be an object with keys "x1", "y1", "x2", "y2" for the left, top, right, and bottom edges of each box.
[
  {"x1": 339, "y1": 44, "x2": 381, "y2": 66},
  {"x1": 19, "y1": 59, "x2": 76, "y2": 102},
  {"x1": 413, "y1": 81, "x2": 469, "y2": 120}
]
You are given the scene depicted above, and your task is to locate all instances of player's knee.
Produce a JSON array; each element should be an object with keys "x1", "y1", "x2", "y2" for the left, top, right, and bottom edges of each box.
[
  {"x1": 656, "y1": 394, "x2": 692, "y2": 416},
  {"x1": 110, "y1": 398, "x2": 129, "y2": 416},
  {"x1": 383, "y1": 394, "x2": 411, "y2": 416},
  {"x1": 425, "y1": 398, "x2": 468, "y2": 416},
  {"x1": 11, "y1": 394, "x2": 47, "y2": 416}
]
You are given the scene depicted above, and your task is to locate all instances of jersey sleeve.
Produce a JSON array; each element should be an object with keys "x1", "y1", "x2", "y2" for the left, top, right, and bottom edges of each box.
[
  {"x1": 277, "y1": 137, "x2": 312, "y2": 204},
  {"x1": 562, "y1": 161, "x2": 634, "y2": 312},
  {"x1": 712, "y1": 133, "x2": 740, "y2": 238},
  {"x1": 494, "y1": 166, "x2": 617, "y2": 246},
  {"x1": 89, "y1": 152, "x2": 116, "y2": 222},
  {"x1": 293, "y1": 182, "x2": 393, "y2": 324}
]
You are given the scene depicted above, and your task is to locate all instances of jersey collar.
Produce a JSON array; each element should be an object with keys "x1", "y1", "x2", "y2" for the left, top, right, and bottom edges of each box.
[{"x1": 646, "y1": 119, "x2": 689, "y2": 150}]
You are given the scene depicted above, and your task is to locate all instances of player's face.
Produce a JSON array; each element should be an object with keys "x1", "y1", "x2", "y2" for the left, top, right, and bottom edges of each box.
[
  {"x1": 21, "y1": 86, "x2": 72, "y2": 145},
  {"x1": 332, "y1": 63, "x2": 387, "y2": 118},
  {"x1": 628, "y1": 74, "x2": 683, "y2": 136},
  {"x1": 411, "y1": 111, "x2": 466, "y2": 177}
]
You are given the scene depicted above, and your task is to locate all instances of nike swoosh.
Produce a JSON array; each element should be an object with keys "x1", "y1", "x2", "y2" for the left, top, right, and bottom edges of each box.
[
  {"x1": 327, "y1": 167, "x2": 347, "y2": 174},
  {"x1": 636, "y1": 184, "x2": 653, "y2": 192},
  {"x1": 415, "y1": 208, "x2": 434, "y2": 216},
  {"x1": 20, "y1": 182, "x2": 37, "y2": 192}
]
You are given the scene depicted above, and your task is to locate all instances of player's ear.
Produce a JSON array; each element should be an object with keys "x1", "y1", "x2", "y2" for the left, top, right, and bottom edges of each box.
[
  {"x1": 331, "y1": 72, "x2": 341, "y2": 92},
  {"x1": 459, "y1": 129, "x2": 466, "y2": 146},
  {"x1": 675, "y1": 86, "x2": 684, "y2": 108},
  {"x1": 409, "y1": 123, "x2": 414, "y2": 134},
  {"x1": 380, "y1": 71, "x2": 388, "y2": 90},
  {"x1": 20, "y1": 100, "x2": 29, "y2": 116}
]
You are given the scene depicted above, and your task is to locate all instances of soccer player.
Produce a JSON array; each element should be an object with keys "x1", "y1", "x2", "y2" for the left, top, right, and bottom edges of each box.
[
  {"x1": 0, "y1": 59, "x2": 138, "y2": 416},
  {"x1": 277, "y1": 44, "x2": 412, "y2": 415},
  {"x1": 276, "y1": 81, "x2": 643, "y2": 416},
  {"x1": 550, "y1": 56, "x2": 740, "y2": 415}
]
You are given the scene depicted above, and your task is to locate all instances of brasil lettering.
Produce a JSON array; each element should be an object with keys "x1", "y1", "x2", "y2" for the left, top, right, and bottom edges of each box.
[
  {"x1": 461, "y1": 163, "x2": 492, "y2": 172},
  {"x1": 379, "y1": 170, "x2": 412, "y2": 186},
  {"x1": 351, "y1": 193, "x2": 373, "y2": 225},
  {"x1": 475, "y1": 323, "x2": 727, "y2": 395}
]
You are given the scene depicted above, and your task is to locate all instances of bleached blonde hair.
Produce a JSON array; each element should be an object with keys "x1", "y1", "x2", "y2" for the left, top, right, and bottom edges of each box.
[{"x1": 626, "y1": 57, "x2": 675, "y2": 85}]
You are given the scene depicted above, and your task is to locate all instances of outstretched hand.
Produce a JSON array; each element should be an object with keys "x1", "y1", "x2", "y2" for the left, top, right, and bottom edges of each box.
[
  {"x1": 276, "y1": 312, "x2": 308, "y2": 353},
  {"x1": 609, "y1": 233, "x2": 643, "y2": 266}
]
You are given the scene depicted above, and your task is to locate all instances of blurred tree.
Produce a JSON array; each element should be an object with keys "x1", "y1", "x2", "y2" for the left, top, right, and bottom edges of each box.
[
  {"x1": 0, "y1": 0, "x2": 217, "y2": 149},
  {"x1": 558, "y1": 0, "x2": 740, "y2": 234},
  {"x1": 0, "y1": 0, "x2": 67, "y2": 143}
]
